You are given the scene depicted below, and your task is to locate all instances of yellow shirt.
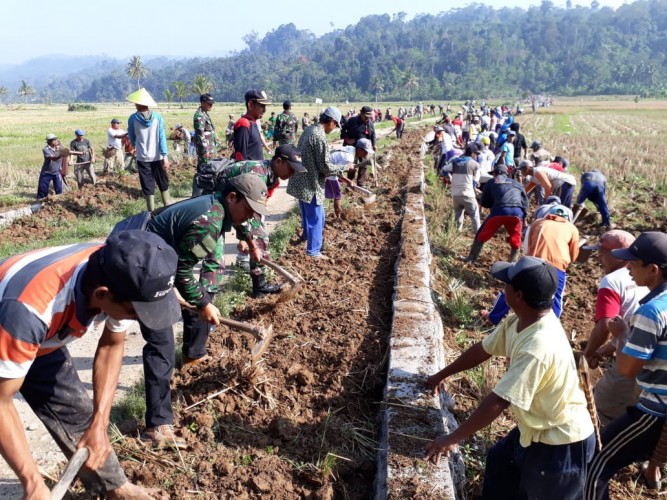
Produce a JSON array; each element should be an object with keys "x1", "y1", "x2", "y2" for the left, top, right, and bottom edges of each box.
[{"x1": 482, "y1": 312, "x2": 593, "y2": 447}]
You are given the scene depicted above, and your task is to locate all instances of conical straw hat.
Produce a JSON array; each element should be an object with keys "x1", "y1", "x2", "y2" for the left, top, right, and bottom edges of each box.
[{"x1": 126, "y1": 88, "x2": 157, "y2": 107}]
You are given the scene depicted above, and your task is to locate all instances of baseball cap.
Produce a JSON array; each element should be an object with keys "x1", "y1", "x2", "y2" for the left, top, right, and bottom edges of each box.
[
  {"x1": 519, "y1": 159, "x2": 534, "y2": 169},
  {"x1": 360, "y1": 106, "x2": 373, "y2": 116},
  {"x1": 45, "y1": 133, "x2": 58, "y2": 141},
  {"x1": 274, "y1": 144, "x2": 306, "y2": 173},
  {"x1": 481, "y1": 137, "x2": 490, "y2": 145},
  {"x1": 545, "y1": 195, "x2": 561, "y2": 204},
  {"x1": 583, "y1": 230, "x2": 635, "y2": 251},
  {"x1": 322, "y1": 106, "x2": 342, "y2": 126},
  {"x1": 530, "y1": 141, "x2": 541, "y2": 149},
  {"x1": 355, "y1": 138, "x2": 374, "y2": 155},
  {"x1": 99, "y1": 230, "x2": 181, "y2": 330},
  {"x1": 244, "y1": 89, "x2": 271, "y2": 105},
  {"x1": 493, "y1": 165, "x2": 509, "y2": 176},
  {"x1": 175, "y1": 124, "x2": 182, "y2": 129},
  {"x1": 434, "y1": 126, "x2": 445, "y2": 132},
  {"x1": 507, "y1": 131, "x2": 517, "y2": 137},
  {"x1": 491, "y1": 256, "x2": 559, "y2": 304},
  {"x1": 549, "y1": 205, "x2": 570, "y2": 218},
  {"x1": 74, "y1": 129, "x2": 85, "y2": 136},
  {"x1": 111, "y1": 118, "x2": 121, "y2": 124},
  {"x1": 611, "y1": 231, "x2": 667, "y2": 266},
  {"x1": 229, "y1": 173, "x2": 271, "y2": 216},
  {"x1": 200, "y1": 93, "x2": 215, "y2": 103}
]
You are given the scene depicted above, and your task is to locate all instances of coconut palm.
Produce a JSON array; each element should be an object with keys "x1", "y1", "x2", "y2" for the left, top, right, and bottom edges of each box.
[
  {"x1": 370, "y1": 77, "x2": 384, "y2": 105},
  {"x1": 402, "y1": 70, "x2": 419, "y2": 102},
  {"x1": 126, "y1": 55, "x2": 148, "y2": 89},
  {"x1": 164, "y1": 89, "x2": 174, "y2": 109},
  {"x1": 191, "y1": 74, "x2": 214, "y2": 96},
  {"x1": 0, "y1": 86, "x2": 7, "y2": 105},
  {"x1": 173, "y1": 81, "x2": 188, "y2": 108},
  {"x1": 17, "y1": 80, "x2": 35, "y2": 104}
]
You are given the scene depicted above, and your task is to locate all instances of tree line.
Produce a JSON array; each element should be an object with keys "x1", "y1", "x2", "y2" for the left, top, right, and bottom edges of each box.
[{"x1": 10, "y1": 0, "x2": 667, "y2": 104}]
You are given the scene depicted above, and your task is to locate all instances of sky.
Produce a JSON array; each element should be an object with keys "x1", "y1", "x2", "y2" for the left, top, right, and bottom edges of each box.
[{"x1": 1, "y1": 0, "x2": 630, "y2": 65}]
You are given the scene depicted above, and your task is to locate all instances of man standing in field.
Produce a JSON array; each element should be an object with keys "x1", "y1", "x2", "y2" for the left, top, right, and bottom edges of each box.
[
  {"x1": 273, "y1": 101, "x2": 299, "y2": 146},
  {"x1": 127, "y1": 88, "x2": 172, "y2": 211},
  {"x1": 193, "y1": 93, "x2": 219, "y2": 197},
  {"x1": 105, "y1": 118, "x2": 127, "y2": 175},
  {"x1": 234, "y1": 89, "x2": 271, "y2": 162},
  {"x1": 426, "y1": 256, "x2": 595, "y2": 499},
  {"x1": 37, "y1": 133, "x2": 65, "y2": 199},
  {"x1": 70, "y1": 128, "x2": 96, "y2": 189},
  {"x1": 0, "y1": 230, "x2": 179, "y2": 499}
]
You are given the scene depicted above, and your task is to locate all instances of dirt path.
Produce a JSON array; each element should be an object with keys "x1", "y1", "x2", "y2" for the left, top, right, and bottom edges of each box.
[{"x1": 0, "y1": 183, "x2": 296, "y2": 498}]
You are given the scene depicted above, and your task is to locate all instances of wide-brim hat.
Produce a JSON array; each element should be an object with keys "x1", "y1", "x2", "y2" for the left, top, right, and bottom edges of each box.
[{"x1": 126, "y1": 88, "x2": 157, "y2": 107}]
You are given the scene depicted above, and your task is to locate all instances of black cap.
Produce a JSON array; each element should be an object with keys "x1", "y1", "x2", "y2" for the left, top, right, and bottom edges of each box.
[
  {"x1": 245, "y1": 89, "x2": 271, "y2": 104},
  {"x1": 100, "y1": 230, "x2": 181, "y2": 330},
  {"x1": 360, "y1": 106, "x2": 373, "y2": 116},
  {"x1": 111, "y1": 118, "x2": 121, "y2": 124},
  {"x1": 491, "y1": 256, "x2": 558, "y2": 303},
  {"x1": 274, "y1": 144, "x2": 306, "y2": 173},
  {"x1": 611, "y1": 231, "x2": 667, "y2": 266},
  {"x1": 493, "y1": 164, "x2": 509, "y2": 176},
  {"x1": 283, "y1": 100, "x2": 291, "y2": 110},
  {"x1": 200, "y1": 93, "x2": 215, "y2": 103}
]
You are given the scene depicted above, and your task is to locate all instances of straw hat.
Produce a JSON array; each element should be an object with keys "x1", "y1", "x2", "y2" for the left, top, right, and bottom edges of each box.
[{"x1": 126, "y1": 88, "x2": 157, "y2": 108}]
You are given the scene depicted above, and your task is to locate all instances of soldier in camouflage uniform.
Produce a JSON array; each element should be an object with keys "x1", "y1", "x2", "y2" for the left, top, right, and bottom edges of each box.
[
  {"x1": 192, "y1": 93, "x2": 219, "y2": 196},
  {"x1": 214, "y1": 144, "x2": 306, "y2": 297},
  {"x1": 137, "y1": 174, "x2": 269, "y2": 448},
  {"x1": 273, "y1": 101, "x2": 299, "y2": 146}
]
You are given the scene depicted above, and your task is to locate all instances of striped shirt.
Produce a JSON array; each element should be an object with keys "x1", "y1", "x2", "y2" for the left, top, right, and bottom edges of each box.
[
  {"x1": 0, "y1": 244, "x2": 132, "y2": 379},
  {"x1": 622, "y1": 283, "x2": 667, "y2": 416}
]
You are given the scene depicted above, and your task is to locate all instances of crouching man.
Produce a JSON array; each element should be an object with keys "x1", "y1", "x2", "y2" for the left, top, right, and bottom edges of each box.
[
  {"x1": 0, "y1": 230, "x2": 179, "y2": 499},
  {"x1": 426, "y1": 256, "x2": 595, "y2": 499}
]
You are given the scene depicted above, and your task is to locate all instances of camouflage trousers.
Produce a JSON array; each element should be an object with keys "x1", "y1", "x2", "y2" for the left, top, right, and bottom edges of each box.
[{"x1": 244, "y1": 217, "x2": 270, "y2": 275}]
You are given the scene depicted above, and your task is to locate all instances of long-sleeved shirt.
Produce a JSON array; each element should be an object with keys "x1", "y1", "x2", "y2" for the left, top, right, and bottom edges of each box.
[
  {"x1": 444, "y1": 155, "x2": 480, "y2": 197},
  {"x1": 340, "y1": 115, "x2": 376, "y2": 148},
  {"x1": 581, "y1": 169, "x2": 607, "y2": 191},
  {"x1": 287, "y1": 124, "x2": 348, "y2": 205},
  {"x1": 527, "y1": 214, "x2": 579, "y2": 272},
  {"x1": 193, "y1": 107, "x2": 218, "y2": 163},
  {"x1": 128, "y1": 110, "x2": 168, "y2": 162}
]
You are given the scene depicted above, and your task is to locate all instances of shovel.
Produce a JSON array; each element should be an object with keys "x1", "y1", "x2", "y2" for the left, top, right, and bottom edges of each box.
[
  {"x1": 259, "y1": 257, "x2": 303, "y2": 302},
  {"x1": 338, "y1": 176, "x2": 376, "y2": 204},
  {"x1": 50, "y1": 447, "x2": 89, "y2": 500},
  {"x1": 174, "y1": 290, "x2": 273, "y2": 362}
]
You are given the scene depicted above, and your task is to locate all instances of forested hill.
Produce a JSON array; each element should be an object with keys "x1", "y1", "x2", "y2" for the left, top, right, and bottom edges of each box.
[{"x1": 46, "y1": 1, "x2": 667, "y2": 102}]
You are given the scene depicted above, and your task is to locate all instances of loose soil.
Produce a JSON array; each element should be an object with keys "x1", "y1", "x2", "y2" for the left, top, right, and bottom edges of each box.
[{"x1": 423, "y1": 134, "x2": 667, "y2": 499}]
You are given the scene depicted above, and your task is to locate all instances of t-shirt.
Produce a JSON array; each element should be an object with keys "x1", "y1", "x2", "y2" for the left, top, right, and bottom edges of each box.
[
  {"x1": 533, "y1": 166, "x2": 576, "y2": 191},
  {"x1": 70, "y1": 138, "x2": 92, "y2": 163},
  {"x1": 527, "y1": 215, "x2": 579, "y2": 271},
  {"x1": 595, "y1": 267, "x2": 648, "y2": 324},
  {"x1": 107, "y1": 127, "x2": 126, "y2": 149},
  {"x1": 500, "y1": 142, "x2": 515, "y2": 166},
  {"x1": 328, "y1": 147, "x2": 355, "y2": 181},
  {"x1": 482, "y1": 312, "x2": 594, "y2": 447},
  {"x1": 41, "y1": 145, "x2": 63, "y2": 174}
]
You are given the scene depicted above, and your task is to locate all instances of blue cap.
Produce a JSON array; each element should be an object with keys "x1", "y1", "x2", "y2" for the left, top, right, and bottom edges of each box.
[
  {"x1": 75, "y1": 129, "x2": 85, "y2": 136},
  {"x1": 99, "y1": 230, "x2": 181, "y2": 330}
]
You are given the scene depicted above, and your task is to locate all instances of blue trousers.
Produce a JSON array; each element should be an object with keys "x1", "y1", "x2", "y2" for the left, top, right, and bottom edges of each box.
[
  {"x1": 558, "y1": 182, "x2": 575, "y2": 209},
  {"x1": 484, "y1": 427, "x2": 595, "y2": 500},
  {"x1": 576, "y1": 182, "x2": 610, "y2": 226},
  {"x1": 299, "y1": 197, "x2": 325, "y2": 256},
  {"x1": 37, "y1": 171, "x2": 63, "y2": 198},
  {"x1": 489, "y1": 268, "x2": 566, "y2": 325}
]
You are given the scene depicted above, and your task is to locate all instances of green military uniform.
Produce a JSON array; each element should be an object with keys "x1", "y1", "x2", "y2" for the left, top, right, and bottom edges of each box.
[
  {"x1": 193, "y1": 107, "x2": 219, "y2": 164},
  {"x1": 273, "y1": 111, "x2": 299, "y2": 145}
]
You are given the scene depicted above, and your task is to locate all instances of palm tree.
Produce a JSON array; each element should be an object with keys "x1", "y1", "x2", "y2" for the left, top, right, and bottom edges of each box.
[
  {"x1": 370, "y1": 77, "x2": 384, "y2": 105},
  {"x1": 190, "y1": 74, "x2": 213, "y2": 96},
  {"x1": 402, "y1": 70, "x2": 419, "y2": 102},
  {"x1": 126, "y1": 55, "x2": 148, "y2": 89},
  {"x1": 173, "y1": 81, "x2": 188, "y2": 108},
  {"x1": 17, "y1": 80, "x2": 35, "y2": 104},
  {"x1": 0, "y1": 86, "x2": 7, "y2": 105},
  {"x1": 164, "y1": 89, "x2": 174, "y2": 109}
]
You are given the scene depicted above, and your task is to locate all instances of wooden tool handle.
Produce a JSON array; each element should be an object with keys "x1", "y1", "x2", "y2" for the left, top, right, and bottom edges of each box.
[
  {"x1": 51, "y1": 447, "x2": 89, "y2": 500},
  {"x1": 258, "y1": 258, "x2": 300, "y2": 285}
]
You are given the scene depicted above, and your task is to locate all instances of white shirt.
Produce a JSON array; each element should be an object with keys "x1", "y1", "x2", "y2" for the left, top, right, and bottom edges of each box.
[
  {"x1": 107, "y1": 127, "x2": 126, "y2": 149},
  {"x1": 328, "y1": 146, "x2": 355, "y2": 181},
  {"x1": 533, "y1": 166, "x2": 576, "y2": 191}
]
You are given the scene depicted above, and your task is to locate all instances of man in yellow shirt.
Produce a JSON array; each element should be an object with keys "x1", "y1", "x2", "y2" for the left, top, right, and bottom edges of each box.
[{"x1": 426, "y1": 256, "x2": 594, "y2": 499}]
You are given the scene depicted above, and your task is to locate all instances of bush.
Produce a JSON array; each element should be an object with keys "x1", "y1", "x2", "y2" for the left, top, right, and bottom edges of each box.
[{"x1": 67, "y1": 103, "x2": 97, "y2": 111}]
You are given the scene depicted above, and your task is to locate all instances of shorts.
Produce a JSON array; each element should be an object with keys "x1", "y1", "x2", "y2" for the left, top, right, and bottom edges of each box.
[{"x1": 325, "y1": 178, "x2": 342, "y2": 200}]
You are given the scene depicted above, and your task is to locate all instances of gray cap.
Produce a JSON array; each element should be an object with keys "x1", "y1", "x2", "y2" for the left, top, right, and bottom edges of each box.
[
  {"x1": 45, "y1": 133, "x2": 58, "y2": 141},
  {"x1": 355, "y1": 138, "x2": 374, "y2": 155},
  {"x1": 322, "y1": 106, "x2": 342, "y2": 126},
  {"x1": 229, "y1": 173, "x2": 271, "y2": 216}
]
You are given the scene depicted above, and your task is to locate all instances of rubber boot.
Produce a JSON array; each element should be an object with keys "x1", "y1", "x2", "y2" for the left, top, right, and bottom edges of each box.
[
  {"x1": 145, "y1": 194, "x2": 155, "y2": 212},
  {"x1": 160, "y1": 190, "x2": 172, "y2": 206},
  {"x1": 509, "y1": 248, "x2": 520, "y2": 263},
  {"x1": 251, "y1": 273, "x2": 284, "y2": 298},
  {"x1": 464, "y1": 240, "x2": 484, "y2": 263}
]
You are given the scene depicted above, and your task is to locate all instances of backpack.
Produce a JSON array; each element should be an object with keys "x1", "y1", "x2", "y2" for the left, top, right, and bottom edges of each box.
[
  {"x1": 195, "y1": 157, "x2": 233, "y2": 192},
  {"x1": 109, "y1": 211, "x2": 153, "y2": 238}
]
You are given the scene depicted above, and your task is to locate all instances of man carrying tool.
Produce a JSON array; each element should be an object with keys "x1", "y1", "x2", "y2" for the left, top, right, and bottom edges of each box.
[
  {"x1": 426, "y1": 256, "x2": 595, "y2": 499},
  {"x1": 37, "y1": 133, "x2": 65, "y2": 199},
  {"x1": 192, "y1": 93, "x2": 219, "y2": 197},
  {"x1": 288, "y1": 107, "x2": 350, "y2": 259},
  {"x1": 327, "y1": 139, "x2": 374, "y2": 218},
  {"x1": 70, "y1": 128, "x2": 96, "y2": 189},
  {"x1": 585, "y1": 231, "x2": 667, "y2": 499},
  {"x1": 0, "y1": 230, "x2": 180, "y2": 499},
  {"x1": 135, "y1": 173, "x2": 270, "y2": 448},
  {"x1": 574, "y1": 168, "x2": 611, "y2": 229},
  {"x1": 212, "y1": 144, "x2": 306, "y2": 297}
]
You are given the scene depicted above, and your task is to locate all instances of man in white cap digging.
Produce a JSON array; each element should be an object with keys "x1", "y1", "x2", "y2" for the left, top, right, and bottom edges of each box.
[{"x1": 126, "y1": 88, "x2": 172, "y2": 211}]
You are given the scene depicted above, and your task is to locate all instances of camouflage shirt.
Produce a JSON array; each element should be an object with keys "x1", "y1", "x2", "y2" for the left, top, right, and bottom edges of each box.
[
  {"x1": 287, "y1": 124, "x2": 347, "y2": 205},
  {"x1": 193, "y1": 107, "x2": 219, "y2": 164},
  {"x1": 146, "y1": 195, "x2": 232, "y2": 308},
  {"x1": 273, "y1": 111, "x2": 299, "y2": 145}
]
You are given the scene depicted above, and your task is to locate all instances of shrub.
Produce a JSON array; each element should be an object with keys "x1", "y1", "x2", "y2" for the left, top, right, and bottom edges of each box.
[{"x1": 67, "y1": 103, "x2": 97, "y2": 111}]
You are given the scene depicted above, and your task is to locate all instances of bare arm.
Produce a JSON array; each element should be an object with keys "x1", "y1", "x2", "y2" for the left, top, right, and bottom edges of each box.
[
  {"x1": 427, "y1": 341, "x2": 492, "y2": 395},
  {"x1": 583, "y1": 318, "x2": 612, "y2": 367}
]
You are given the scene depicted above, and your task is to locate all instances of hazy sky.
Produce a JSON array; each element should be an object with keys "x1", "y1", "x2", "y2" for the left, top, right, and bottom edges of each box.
[{"x1": 2, "y1": 0, "x2": 629, "y2": 64}]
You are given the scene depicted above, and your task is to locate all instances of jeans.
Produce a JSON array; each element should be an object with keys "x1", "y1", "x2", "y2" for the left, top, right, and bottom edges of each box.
[
  {"x1": 20, "y1": 348, "x2": 127, "y2": 494},
  {"x1": 576, "y1": 182, "x2": 610, "y2": 226},
  {"x1": 558, "y1": 182, "x2": 575, "y2": 209},
  {"x1": 299, "y1": 197, "x2": 325, "y2": 256},
  {"x1": 36, "y1": 171, "x2": 62, "y2": 198},
  {"x1": 483, "y1": 427, "x2": 595, "y2": 500},
  {"x1": 489, "y1": 268, "x2": 566, "y2": 325}
]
